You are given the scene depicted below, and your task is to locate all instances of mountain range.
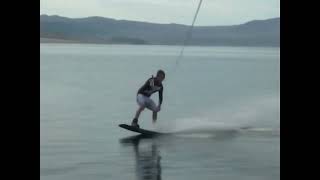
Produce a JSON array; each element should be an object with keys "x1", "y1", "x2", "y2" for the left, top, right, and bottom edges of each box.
[{"x1": 40, "y1": 15, "x2": 280, "y2": 46}]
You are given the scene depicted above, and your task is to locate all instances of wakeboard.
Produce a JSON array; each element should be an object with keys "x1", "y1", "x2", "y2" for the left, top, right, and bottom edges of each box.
[{"x1": 119, "y1": 124, "x2": 162, "y2": 136}]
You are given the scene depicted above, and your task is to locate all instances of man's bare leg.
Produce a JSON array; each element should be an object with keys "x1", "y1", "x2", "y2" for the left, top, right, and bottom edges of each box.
[
  {"x1": 152, "y1": 105, "x2": 161, "y2": 123},
  {"x1": 152, "y1": 111, "x2": 157, "y2": 123},
  {"x1": 132, "y1": 106, "x2": 144, "y2": 127}
]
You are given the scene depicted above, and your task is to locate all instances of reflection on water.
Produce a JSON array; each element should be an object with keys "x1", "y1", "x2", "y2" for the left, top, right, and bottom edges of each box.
[{"x1": 120, "y1": 135, "x2": 162, "y2": 180}]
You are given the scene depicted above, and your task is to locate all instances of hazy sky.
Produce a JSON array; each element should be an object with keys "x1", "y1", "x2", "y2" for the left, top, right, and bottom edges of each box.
[{"x1": 40, "y1": 0, "x2": 280, "y2": 26}]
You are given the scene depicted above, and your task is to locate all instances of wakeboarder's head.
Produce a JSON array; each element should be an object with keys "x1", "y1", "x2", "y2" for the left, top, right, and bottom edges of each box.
[{"x1": 156, "y1": 70, "x2": 165, "y2": 82}]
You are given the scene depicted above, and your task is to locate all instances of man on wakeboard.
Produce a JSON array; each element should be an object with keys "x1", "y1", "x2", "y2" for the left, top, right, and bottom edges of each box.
[{"x1": 131, "y1": 70, "x2": 165, "y2": 128}]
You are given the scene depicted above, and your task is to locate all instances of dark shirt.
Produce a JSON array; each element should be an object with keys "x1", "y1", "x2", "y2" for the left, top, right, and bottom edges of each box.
[{"x1": 137, "y1": 77, "x2": 163, "y2": 105}]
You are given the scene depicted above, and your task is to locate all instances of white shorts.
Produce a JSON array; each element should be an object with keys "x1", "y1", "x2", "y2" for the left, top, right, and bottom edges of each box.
[{"x1": 137, "y1": 94, "x2": 159, "y2": 112}]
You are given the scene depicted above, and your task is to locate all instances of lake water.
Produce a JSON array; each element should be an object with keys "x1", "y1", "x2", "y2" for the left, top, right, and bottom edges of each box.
[{"x1": 40, "y1": 44, "x2": 280, "y2": 180}]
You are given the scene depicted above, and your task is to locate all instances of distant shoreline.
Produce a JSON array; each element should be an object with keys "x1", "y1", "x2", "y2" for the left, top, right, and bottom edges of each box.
[
  {"x1": 40, "y1": 38, "x2": 148, "y2": 45},
  {"x1": 40, "y1": 38, "x2": 81, "y2": 44},
  {"x1": 40, "y1": 38, "x2": 279, "y2": 47}
]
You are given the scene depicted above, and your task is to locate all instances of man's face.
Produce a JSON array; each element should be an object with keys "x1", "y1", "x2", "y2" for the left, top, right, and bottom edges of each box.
[{"x1": 157, "y1": 74, "x2": 165, "y2": 82}]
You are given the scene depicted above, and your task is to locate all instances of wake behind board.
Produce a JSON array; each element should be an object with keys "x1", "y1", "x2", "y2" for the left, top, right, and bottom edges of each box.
[{"x1": 119, "y1": 124, "x2": 162, "y2": 136}]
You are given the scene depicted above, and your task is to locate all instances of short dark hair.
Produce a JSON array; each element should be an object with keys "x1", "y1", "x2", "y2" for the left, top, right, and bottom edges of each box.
[{"x1": 157, "y1": 69, "x2": 165, "y2": 78}]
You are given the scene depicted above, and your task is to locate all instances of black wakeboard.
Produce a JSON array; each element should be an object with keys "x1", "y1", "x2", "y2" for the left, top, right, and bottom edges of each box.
[{"x1": 119, "y1": 124, "x2": 162, "y2": 136}]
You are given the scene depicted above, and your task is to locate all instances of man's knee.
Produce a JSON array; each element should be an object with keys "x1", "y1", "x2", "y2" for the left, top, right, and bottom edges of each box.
[
  {"x1": 153, "y1": 107, "x2": 160, "y2": 113},
  {"x1": 138, "y1": 106, "x2": 145, "y2": 111}
]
